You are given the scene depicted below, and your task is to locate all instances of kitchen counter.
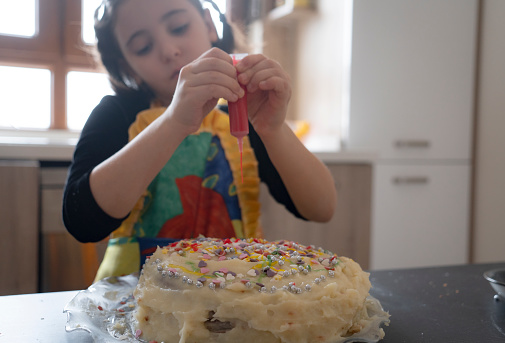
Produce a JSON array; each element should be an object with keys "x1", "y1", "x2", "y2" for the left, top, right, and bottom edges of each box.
[
  {"x1": 0, "y1": 130, "x2": 376, "y2": 163},
  {"x1": 0, "y1": 291, "x2": 92, "y2": 342},
  {"x1": 1, "y1": 263, "x2": 503, "y2": 342},
  {"x1": 370, "y1": 262, "x2": 505, "y2": 342},
  {"x1": 0, "y1": 130, "x2": 78, "y2": 161}
]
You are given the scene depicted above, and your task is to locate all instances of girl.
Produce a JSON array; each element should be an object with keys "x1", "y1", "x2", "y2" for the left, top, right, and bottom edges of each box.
[{"x1": 63, "y1": 0, "x2": 337, "y2": 281}]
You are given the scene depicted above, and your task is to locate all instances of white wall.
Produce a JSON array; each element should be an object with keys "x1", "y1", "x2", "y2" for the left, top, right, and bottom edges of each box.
[
  {"x1": 260, "y1": 0, "x2": 351, "y2": 150},
  {"x1": 295, "y1": 0, "x2": 351, "y2": 141},
  {"x1": 473, "y1": 0, "x2": 505, "y2": 262}
]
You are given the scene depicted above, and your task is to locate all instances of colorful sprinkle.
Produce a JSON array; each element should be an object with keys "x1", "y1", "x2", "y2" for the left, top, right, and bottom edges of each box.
[
  {"x1": 267, "y1": 269, "x2": 277, "y2": 277},
  {"x1": 247, "y1": 269, "x2": 257, "y2": 277},
  {"x1": 148, "y1": 237, "x2": 342, "y2": 295}
]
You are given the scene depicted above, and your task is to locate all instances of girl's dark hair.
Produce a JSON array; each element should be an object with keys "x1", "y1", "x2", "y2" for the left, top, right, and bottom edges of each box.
[{"x1": 94, "y1": 0, "x2": 235, "y2": 99}]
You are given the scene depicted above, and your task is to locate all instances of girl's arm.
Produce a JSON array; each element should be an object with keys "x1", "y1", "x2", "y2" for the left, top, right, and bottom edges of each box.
[
  {"x1": 259, "y1": 123, "x2": 337, "y2": 223},
  {"x1": 90, "y1": 49, "x2": 244, "y2": 219},
  {"x1": 237, "y1": 54, "x2": 337, "y2": 222},
  {"x1": 89, "y1": 113, "x2": 190, "y2": 219}
]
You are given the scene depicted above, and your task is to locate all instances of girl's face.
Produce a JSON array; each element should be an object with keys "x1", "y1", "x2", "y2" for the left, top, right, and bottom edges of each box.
[{"x1": 114, "y1": 0, "x2": 218, "y2": 104}]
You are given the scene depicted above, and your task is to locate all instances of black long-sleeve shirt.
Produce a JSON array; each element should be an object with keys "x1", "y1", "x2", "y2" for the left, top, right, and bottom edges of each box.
[{"x1": 63, "y1": 93, "x2": 304, "y2": 243}]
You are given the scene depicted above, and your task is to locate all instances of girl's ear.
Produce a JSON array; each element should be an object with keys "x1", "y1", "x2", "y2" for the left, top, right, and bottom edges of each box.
[{"x1": 202, "y1": 8, "x2": 219, "y2": 45}]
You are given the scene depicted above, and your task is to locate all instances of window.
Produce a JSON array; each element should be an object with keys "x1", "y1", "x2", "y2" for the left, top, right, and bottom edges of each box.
[
  {"x1": 82, "y1": 0, "x2": 102, "y2": 45},
  {"x1": 0, "y1": 0, "x2": 109, "y2": 131},
  {"x1": 0, "y1": 0, "x2": 37, "y2": 38},
  {"x1": 0, "y1": 65, "x2": 51, "y2": 129},
  {"x1": 67, "y1": 71, "x2": 113, "y2": 130},
  {"x1": 204, "y1": 0, "x2": 227, "y2": 39},
  {"x1": 0, "y1": 0, "x2": 231, "y2": 132}
]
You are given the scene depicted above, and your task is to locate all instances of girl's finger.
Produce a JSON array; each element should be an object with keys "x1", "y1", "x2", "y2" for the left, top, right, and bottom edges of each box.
[
  {"x1": 192, "y1": 84, "x2": 240, "y2": 103},
  {"x1": 246, "y1": 67, "x2": 287, "y2": 93},
  {"x1": 189, "y1": 70, "x2": 244, "y2": 96},
  {"x1": 237, "y1": 58, "x2": 287, "y2": 89},
  {"x1": 180, "y1": 63, "x2": 243, "y2": 97},
  {"x1": 191, "y1": 48, "x2": 236, "y2": 76},
  {"x1": 235, "y1": 53, "x2": 267, "y2": 73},
  {"x1": 257, "y1": 76, "x2": 290, "y2": 93},
  {"x1": 187, "y1": 57, "x2": 237, "y2": 79}
]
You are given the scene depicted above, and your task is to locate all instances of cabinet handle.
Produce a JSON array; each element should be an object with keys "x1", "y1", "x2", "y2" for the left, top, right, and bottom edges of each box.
[
  {"x1": 392, "y1": 176, "x2": 429, "y2": 185},
  {"x1": 395, "y1": 140, "x2": 431, "y2": 148}
]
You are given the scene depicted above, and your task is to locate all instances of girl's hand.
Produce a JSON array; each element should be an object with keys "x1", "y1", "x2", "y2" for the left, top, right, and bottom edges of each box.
[
  {"x1": 165, "y1": 48, "x2": 244, "y2": 135},
  {"x1": 235, "y1": 54, "x2": 292, "y2": 139}
]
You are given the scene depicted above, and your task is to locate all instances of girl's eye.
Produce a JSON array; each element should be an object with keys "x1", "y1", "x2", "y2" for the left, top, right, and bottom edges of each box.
[
  {"x1": 171, "y1": 23, "x2": 189, "y2": 35},
  {"x1": 136, "y1": 43, "x2": 153, "y2": 56}
]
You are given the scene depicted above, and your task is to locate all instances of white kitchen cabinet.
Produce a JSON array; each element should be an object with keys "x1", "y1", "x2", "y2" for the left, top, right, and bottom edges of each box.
[
  {"x1": 348, "y1": 0, "x2": 477, "y2": 269},
  {"x1": 349, "y1": 0, "x2": 477, "y2": 160},
  {"x1": 371, "y1": 164, "x2": 470, "y2": 269}
]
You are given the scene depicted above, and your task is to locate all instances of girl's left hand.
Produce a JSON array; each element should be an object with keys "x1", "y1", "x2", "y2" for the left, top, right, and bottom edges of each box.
[{"x1": 235, "y1": 54, "x2": 292, "y2": 138}]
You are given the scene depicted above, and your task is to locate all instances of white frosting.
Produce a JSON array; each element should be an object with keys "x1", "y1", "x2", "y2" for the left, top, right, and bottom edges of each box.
[{"x1": 133, "y1": 238, "x2": 372, "y2": 343}]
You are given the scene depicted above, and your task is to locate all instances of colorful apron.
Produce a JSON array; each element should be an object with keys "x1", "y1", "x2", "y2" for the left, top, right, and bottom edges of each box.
[{"x1": 94, "y1": 106, "x2": 261, "y2": 281}]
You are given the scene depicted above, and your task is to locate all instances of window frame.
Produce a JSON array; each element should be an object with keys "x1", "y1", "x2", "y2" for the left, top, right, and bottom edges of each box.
[
  {"x1": 0, "y1": 0, "x2": 99, "y2": 130},
  {"x1": 0, "y1": 0, "x2": 247, "y2": 131}
]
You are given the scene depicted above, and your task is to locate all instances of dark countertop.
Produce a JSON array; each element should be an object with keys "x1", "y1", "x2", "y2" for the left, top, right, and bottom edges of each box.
[
  {"x1": 1, "y1": 263, "x2": 503, "y2": 342},
  {"x1": 369, "y1": 262, "x2": 505, "y2": 343}
]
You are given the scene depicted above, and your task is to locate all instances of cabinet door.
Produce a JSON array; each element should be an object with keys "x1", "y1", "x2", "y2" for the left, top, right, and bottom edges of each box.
[
  {"x1": 40, "y1": 168, "x2": 107, "y2": 292},
  {"x1": 370, "y1": 164, "x2": 470, "y2": 270},
  {"x1": 0, "y1": 161, "x2": 39, "y2": 295},
  {"x1": 349, "y1": 0, "x2": 477, "y2": 160},
  {"x1": 260, "y1": 164, "x2": 372, "y2": 269}
]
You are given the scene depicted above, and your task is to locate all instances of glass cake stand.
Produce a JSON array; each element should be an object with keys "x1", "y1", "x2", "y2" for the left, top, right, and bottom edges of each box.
[{"x1": 64, "y1": 274, "x2": 390, "y2": 343}]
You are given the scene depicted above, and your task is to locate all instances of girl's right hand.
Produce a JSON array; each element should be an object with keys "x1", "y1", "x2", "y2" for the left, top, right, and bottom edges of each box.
[{"x1": 164, "y1": 48, "x2": 245, "y2": 136}]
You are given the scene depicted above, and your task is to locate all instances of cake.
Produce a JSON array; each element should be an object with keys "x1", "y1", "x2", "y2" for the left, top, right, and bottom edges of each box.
[{"x1": 133, "y1": 237, "x2": 375, "y2": 343}]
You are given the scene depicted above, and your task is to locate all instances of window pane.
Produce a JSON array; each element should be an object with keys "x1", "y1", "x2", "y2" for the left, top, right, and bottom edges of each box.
[
  {"x1": 203, "y1": 0, "x2": 227, "y2": 39},
  {"x1": 0, "y1": 0, "x2": 37, "y2": 37},
  {"x1": 0, "y1": 66, "x2": 51, "y2": 129},
  {"x1": 82, "y1": 0, "x2": 102, "y2": 44},
  {"x1": 67, "y1": 71, "x2": 113, "y2": 130}
]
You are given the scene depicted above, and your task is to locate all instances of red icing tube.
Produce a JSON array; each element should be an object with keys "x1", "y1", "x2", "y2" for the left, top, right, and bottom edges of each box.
[{"x1": 228, "y1": 54, "x2": 249, "y2": 183}]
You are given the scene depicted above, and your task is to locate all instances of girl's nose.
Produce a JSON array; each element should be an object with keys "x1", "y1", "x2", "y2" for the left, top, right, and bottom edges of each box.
[{"x1": 159, "y1": 38, "x2": 181, "y2": 62}]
